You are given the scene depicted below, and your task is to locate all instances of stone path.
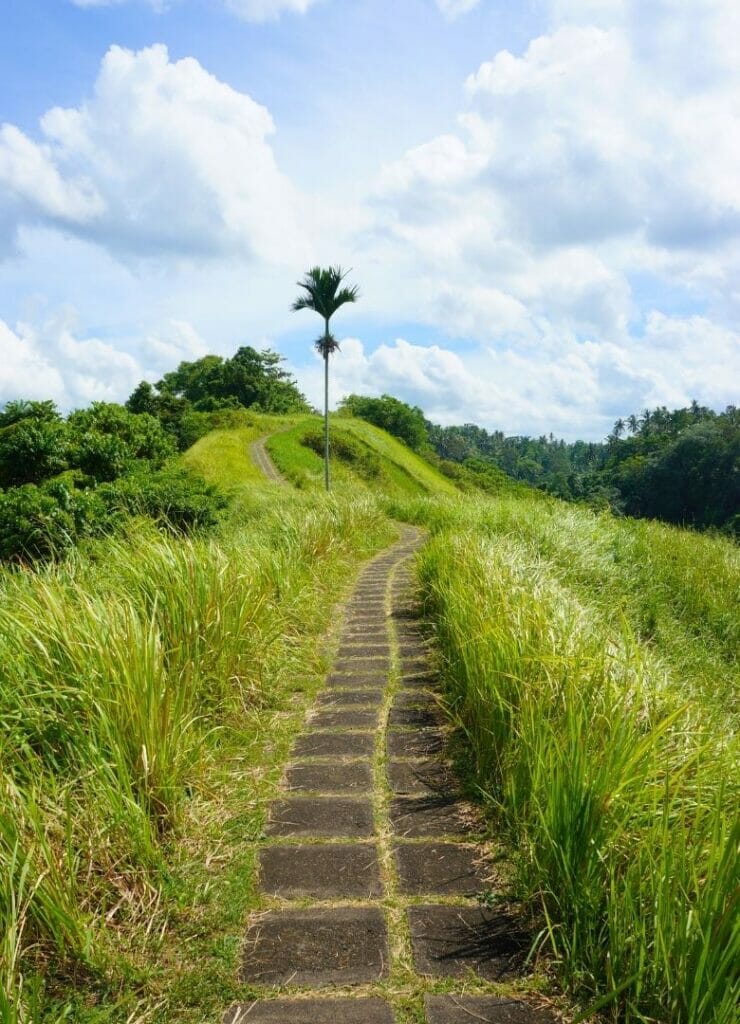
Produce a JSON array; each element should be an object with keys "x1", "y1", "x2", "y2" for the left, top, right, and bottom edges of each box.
[
  {"x1": 225, "y1": 529, "x2": 558, "y2": 1024},
  {"x1": 250, "y1": 435, "x2": 286, "y2": 484}
]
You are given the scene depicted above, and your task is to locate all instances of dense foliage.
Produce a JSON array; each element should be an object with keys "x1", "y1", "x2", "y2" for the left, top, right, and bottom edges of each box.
[
  {"x1": 301, "y1": 426, "x2": 381, "y2": 479},
  {"x1": 0, "y1": 347, "x2": 311, "y2": 561},
  {"x1": 0, "y1": 399, "x2": 224, "y2": 561},
  {"x1": 338, "y1": 393, "x2": 428, "y2": 451},
  {"x1": 427, "y1": 403, "x2": 739, "y2": 534},
  {"x1": 127, "y1": 345, "x2": 310, "y2": 449}
]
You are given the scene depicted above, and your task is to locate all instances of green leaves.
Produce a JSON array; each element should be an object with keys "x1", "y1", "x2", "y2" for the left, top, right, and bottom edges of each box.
[{"x1": 292, "y1": 265, "x2": 359, "y2": 325}]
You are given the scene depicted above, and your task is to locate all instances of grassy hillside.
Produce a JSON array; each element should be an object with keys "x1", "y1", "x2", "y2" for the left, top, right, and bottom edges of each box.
[
  {"x1": 266, "y1": 415, "x2": 458, "y2": 497},
  {"x1": 0, "y1": 416, "x2": 737, "y2": 1024},
  {"x1": 0, "y1": 434, "x2": 397, "y2": 1023},
  {"x1": 389, "y1": 491, "x2": 739, "y2": 1024},
  {"x1": 182, "y1": 413, "x2": 304, "y2": 495}
]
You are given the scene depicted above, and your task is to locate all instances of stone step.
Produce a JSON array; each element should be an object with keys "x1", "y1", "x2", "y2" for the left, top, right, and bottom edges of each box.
[
  {"x1": 266, "y1": 796, "x2": 374, "y2": 838},
  {"x1": 241, "y1": 907, "x2": 389, "y2": 986},
  {"x1": 225, "y1": 999, "x2": 395, "y2": 1024},
  {"x1": 408, "y1": 905, "x2": 529, "y2": 981},
  {"x1": 259, "y1": 843, "x2": 382, "y2": 899}
]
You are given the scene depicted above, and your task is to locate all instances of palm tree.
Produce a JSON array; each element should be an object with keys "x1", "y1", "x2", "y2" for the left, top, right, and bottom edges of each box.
[{"x1": 292, "y1": 266, "x2": 359, "y2": 491}]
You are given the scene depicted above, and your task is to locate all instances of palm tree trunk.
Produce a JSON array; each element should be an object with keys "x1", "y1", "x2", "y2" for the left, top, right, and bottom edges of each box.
[{"x1": 324, "y1": 318, "x2": 330, "y2": 492}]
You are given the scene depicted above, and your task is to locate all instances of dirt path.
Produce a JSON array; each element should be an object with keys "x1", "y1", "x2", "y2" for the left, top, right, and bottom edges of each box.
[
  {"x1": 224, "y1": 528, "x2": 555, "y2": 1023},
  {"x1": 250, "y1": 435, "x2": 286, "y2": 484}
]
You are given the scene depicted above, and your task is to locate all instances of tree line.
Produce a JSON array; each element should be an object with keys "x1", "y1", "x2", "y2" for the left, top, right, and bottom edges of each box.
[
  {"x1": 0, "y1": 346, "x2": 309, "y2": 561},
  {"x1": 338, "y1": 394, "x2": 739, "y2": 536}
]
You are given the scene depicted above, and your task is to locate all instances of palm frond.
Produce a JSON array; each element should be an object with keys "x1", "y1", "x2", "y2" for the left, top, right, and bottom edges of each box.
[{"x1": 292, "y1": 265, "x2": 359, "y2": 320}]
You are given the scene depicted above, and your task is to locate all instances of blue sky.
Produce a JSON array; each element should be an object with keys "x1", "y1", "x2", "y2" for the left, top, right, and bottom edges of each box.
[{"x1": 1, "y1": 0, "x2": 738, "y2": 439}]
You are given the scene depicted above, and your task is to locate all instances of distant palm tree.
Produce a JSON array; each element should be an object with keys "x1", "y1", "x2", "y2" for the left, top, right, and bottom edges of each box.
[{"x1": 292, "y1": 266, "x2": 359, "y2": 491}]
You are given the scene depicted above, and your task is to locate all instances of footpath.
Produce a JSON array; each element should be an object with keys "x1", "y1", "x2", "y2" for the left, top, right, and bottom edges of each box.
[{"x1": 224, "y1": 526, "x2": 557, "y2": 1023}]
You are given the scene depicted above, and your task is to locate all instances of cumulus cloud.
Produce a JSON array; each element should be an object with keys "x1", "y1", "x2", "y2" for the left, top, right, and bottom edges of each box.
[
  {"x1": 0, "y1": 44, "x2": 308, "y2": 265},
  {"x1": 0, "y1": 311, "x2": 212, "y2": 411},
  {"x1": 367, "y1": 0, "x2": 740, "y2": 405},
  {"x1": 296, "y1": 322, "x2": 740, "y2": 440}
]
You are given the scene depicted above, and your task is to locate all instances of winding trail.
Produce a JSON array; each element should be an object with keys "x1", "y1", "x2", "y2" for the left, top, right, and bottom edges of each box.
[
  {"x1": 224, "y1": 527, "x2": 558, "y2": 1023},
  {"x1": 250, "y1": 435, "x2": 286, "y2": 485}
]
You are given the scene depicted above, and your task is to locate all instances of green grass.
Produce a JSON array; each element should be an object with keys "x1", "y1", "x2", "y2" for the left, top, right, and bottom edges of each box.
[
  {"x1": 388, "y1": 491, "x2": 739, "y2": 1023},
  {"x1": 181, "y1": 413, "x2": 306, "y2": 497},
  {"x1": 2, "y1": 415, "x2": 737, "y2": 1023},
  {"x1": 266, "y1": 415, "x2": 457, "y2": 497},
  {"x1": 0, "y1": 463, "x2": 396, "y2": 1020}
]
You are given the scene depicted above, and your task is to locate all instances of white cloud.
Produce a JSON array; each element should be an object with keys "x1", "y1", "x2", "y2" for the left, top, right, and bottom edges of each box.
[
  {"x1": 0, "y1": 311, "x2": 215, "y2": 411},
  {"x1": 296, "y1": 321, "x2": 740, "y2": 440},
  {"x1": 143, "y1": 319, "x2": 209, "y2": 367},
  {"x1": 436, "y1": 0, "x2": 481, "y2": 19},
  {"x1": 0, "y1": 125, "x2": 104, "y2": 225},
  {"x1": 0, "y1": 313, "x2": 140, "y2": 409},
  {"x1": 368, "y1": 0, "x2": 740, "y2": 383},
  {"x1": 0, "y1": 44, "x2": 309, "y2": 265}
]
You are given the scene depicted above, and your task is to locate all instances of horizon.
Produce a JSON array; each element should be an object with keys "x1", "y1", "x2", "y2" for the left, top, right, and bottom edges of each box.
[{"x1": 1, "y1": 0, "x2": 739, "y2": 442}]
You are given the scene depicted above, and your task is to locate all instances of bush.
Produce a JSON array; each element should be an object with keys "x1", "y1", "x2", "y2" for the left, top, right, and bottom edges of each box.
[
  {"x1": 100, "y1": 466, "x2": 227, "y2": 534},
  {"x1": 0, "y1": 482, "x2": 113, "y2": 562},
  {"x1": 301, "y1": 427, "x2": 381, "y2": 479},
  {"x1": 0, "y1": 418, "x2": 70, "y2": 487}
]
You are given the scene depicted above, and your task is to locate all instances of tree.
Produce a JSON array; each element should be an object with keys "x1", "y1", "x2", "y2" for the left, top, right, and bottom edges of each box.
[
  {"x1": 292, "y1": 266, "x2": 359, "y2": 491},
  {"x1": 339, "y1": 394, "x2": 428, "y2": 451}
]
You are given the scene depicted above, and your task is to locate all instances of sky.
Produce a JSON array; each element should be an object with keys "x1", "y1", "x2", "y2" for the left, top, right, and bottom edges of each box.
[{"x1": 0, "y1": 0, "x2": 739, "y2": 440}]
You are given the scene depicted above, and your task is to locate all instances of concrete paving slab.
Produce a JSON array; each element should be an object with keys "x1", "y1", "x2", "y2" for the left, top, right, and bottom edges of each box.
[
  {"x1": 401, "y1": 657, "x2": 433, "y2": 674},
  {"x1": 241, "y1": 907, "x2": 389, "y2": 986},
  {"x1": 398, "y1": 642, "x2": 432, "y2": 659},
  {"x1": 338, "y1": 643, "x2": 390, "y2": 659},
  {"x1": 394, "y1": 843, "x2": 486, "y2": 896},
  {"x1": 225, "y1": 999, "x2": 395, "y2": 1023},
  {"x1": 387, "y1": 760, "x2": 459, "y2": 796},
  {"x1": 316, "y1": 689, "x2": 383, "y2": 707},
  {"x1": 259, "y1": 843, "x2": 382, "y2": 898},
  {"x1": 284, "y1": 761, "x2": 373, "y2": 793},
  {"x1": 398, "y1": 672, "x2": 438, "y2": 690},
  {"x1": 408, "y1": 905, "x2": 529, "y2": 981},
  {"x1": 342, "y1": 628, "x2": 388, "y2": 641},
  {"x1": 334, "y1": 657, "x2": 391, "y2": 673},
  {"x1": 424, "y1": 996, "x2": 556, "y2": 1023},
  {"x1": 392, "y1": 690, "x2": 440, "y2": 710},
  {"x1": 389, "y1": 705, "x2": 443, "y2": 729},
  {"x1": 326, "y1": 672, "x2": 387, "y2": 689},
  {"x1": 309, "y1": 708, "x2": 381, "y2": 729},
  {"x1": 390, "y1": 796, "x2": 480, "y2": 838},
  {"x1": 388, "y1": 730, "x2": 445, "y2": 758},
  {"x1": 266, "y1": 797, "x2": 374, "y2": 837},
  {"x1": 292, "y1": 731, "x2": 375, "y2": 759}
]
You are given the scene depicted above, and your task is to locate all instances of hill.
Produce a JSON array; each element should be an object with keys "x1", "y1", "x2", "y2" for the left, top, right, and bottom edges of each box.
[{"x1": 0, "y1": 405, "x2": 737, "y2": 1024}]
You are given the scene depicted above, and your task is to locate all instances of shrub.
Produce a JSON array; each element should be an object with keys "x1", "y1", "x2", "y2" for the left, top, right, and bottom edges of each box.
[
  {"x1": 0, "y1": 485, "x2": 76, "y2": 561},
  {"x1": 0, "y1": 482, "x2": 113, "y2": 562},
  {"x1": 101, "y1": 466, "x2": 227, "y2": 534},
  {"x1": 0, "y1": 418, "x2": 70, "y2": 487},
  {"x1": 301, "y1": 427, "x2": 381, "y2": 479}
]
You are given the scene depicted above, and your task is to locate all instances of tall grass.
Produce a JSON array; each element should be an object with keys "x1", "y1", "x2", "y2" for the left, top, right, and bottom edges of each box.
[
  {"x1": 0, "y1": 495, "x2": 393, "y2": 1020},
  {"x1": 407, "y1": 495, "x2": 739, "y2": 1022}
]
